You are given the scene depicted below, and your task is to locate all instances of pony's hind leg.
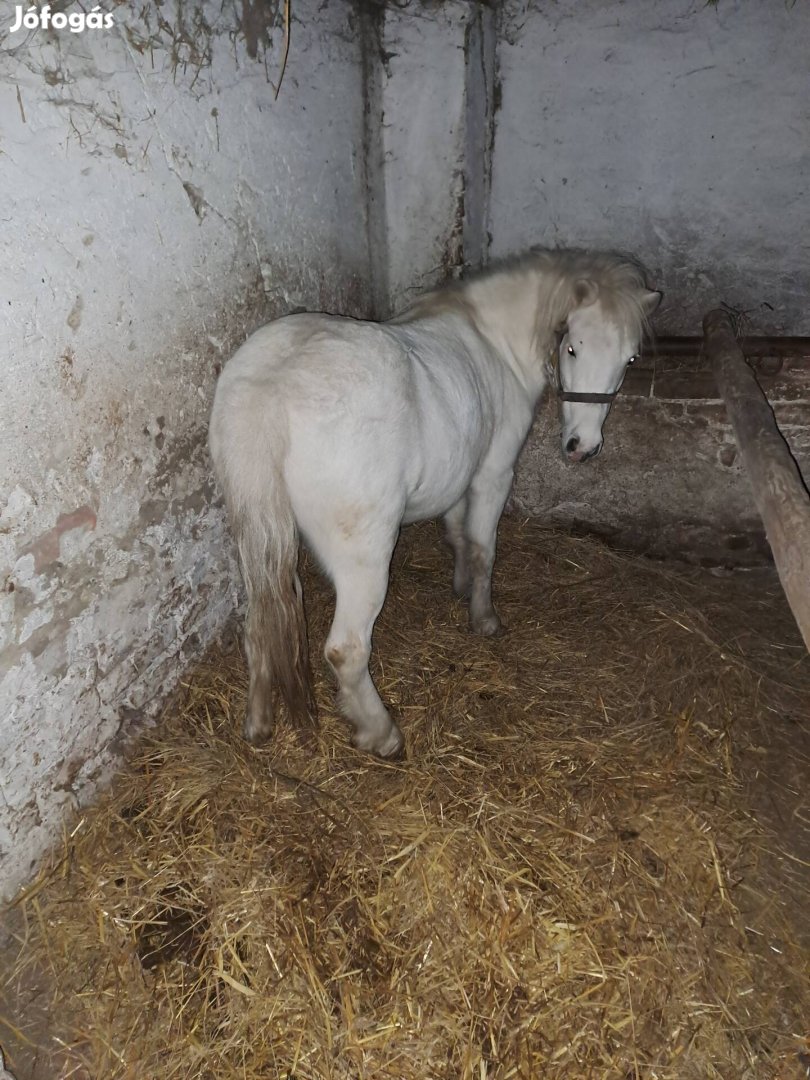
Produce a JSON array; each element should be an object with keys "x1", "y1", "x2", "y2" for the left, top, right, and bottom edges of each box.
[
  {"x1": 444, "y1": 495, "x2": 470, "y2": 598},
  {"x1": 319, "y1": 530, "x2": 403, "y2": 758}
]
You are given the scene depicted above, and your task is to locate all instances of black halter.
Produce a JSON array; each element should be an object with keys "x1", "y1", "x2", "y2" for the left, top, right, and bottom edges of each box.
[
  {"x1": 557, "y1": 383, "x2": 619, "y2": 405},
  {"x1": 550, "y1": 328, "x2": 621, "y2": 405}
]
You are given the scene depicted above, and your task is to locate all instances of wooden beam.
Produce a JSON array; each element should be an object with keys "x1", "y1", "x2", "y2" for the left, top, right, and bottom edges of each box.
[
  {"x1": 655, "y1": 334, "x2": 810, "y2": 357},
  {"x1": 703, "y1": 309, "x2": 810, "y2": 652}
]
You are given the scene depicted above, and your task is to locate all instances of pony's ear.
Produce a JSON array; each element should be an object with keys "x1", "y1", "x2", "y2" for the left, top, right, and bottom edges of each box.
[
  {"x1": 641, "y1": 289, "x2": 662, "y2": 317},
  {"x1": 573, "y1": 278, "x2": 599, "y2": 307}
]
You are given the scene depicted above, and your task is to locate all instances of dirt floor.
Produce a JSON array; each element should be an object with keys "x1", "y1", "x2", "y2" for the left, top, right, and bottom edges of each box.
[{"x1": 1, "y1": 519, "x2": 809, "y2": 1080}]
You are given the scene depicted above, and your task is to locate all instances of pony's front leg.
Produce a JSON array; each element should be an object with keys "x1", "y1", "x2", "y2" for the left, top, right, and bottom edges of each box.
[
  {"x1": 444, "y1": 495, "x2": 470, "y2": 597},
  {"x1": 465, "y1": 468, "x2": 514, "y2": 637},
  {"x1": 324, "y1": 547, "x2": 404, "y2": 758}
]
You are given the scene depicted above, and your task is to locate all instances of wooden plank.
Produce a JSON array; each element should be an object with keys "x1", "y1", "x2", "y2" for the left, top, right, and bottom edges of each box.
[
  {"x1": 703, "y1": 309, "x2": 810, "y2": 652},
  {"x1": 656, "y1": 335, "x2": 810, "y2": 357}
]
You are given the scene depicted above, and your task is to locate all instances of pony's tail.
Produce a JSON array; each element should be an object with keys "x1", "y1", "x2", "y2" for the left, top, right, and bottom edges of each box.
[{"x1": 213, "y1": 404, "x2": 316, "y2": 742}]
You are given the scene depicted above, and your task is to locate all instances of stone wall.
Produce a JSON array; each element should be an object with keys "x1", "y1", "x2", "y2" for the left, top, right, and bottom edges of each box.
[{"x1": 0, "y1": 0, "x2": 371, "y2": 899}]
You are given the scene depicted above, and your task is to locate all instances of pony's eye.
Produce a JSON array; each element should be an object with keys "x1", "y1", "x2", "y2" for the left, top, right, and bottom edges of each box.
[
  {"x1": 567, "y1": 345, "x2": 576, "y2": 357},
  {"x1": 628, "y1": 355, "x2": 638, "y2": 365}
]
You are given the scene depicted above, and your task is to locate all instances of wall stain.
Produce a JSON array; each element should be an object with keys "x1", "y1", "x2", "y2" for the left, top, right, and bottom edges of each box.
[
  {"x1": 25, "y1": 506, "x2": 97, "y2": 573},
  {"x1": 66, "y1": 295, "x2": 83, "y2": 331},
  {"x1": 239, "y1": 0, "x2": 281, "y2": 60}
]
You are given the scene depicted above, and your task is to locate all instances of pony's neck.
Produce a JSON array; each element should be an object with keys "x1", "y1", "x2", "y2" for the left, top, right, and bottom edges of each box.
[{"x1": 463, "y1": 267, "x2": 560, "y2": 401}]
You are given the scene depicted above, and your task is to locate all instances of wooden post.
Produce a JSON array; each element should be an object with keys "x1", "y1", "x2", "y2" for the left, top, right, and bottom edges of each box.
[{"x1": 703, "y1": 309, "x2": 810, "y2": 652}]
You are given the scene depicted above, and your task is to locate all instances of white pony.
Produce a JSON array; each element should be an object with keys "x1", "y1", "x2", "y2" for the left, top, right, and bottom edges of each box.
[
  {"x1": 0, "y1": 1046, "x2": 17, "y2": 1080},
  {"x1": 209, "y1": 250, "x2": 661, "y2": 757}
]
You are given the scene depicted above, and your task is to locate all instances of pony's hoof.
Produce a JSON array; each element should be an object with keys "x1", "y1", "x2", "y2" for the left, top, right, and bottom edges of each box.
[
  {"x1": 470, "y1": 612, "x2": 504, "y2": 637},
  {"x1": 243, "y1": 713, "x2": 274, "y2": 746},
  {"x1": 382, "y1": 738, "x2": 407, "y2": 762},
  {"x1": 353, "y1": 723, "x2": 405, "y2": 760}
]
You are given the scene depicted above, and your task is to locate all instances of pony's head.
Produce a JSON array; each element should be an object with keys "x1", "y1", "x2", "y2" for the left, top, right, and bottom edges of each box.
[{"x1": 554, "y1": 277, "x2": 661, "y2": 462}]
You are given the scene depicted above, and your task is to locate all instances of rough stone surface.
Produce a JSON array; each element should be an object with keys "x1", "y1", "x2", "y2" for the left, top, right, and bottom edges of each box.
[
  {"x1": 489, "y1": 0, "x2": 810, "y2": 334},
  {"x1": 0, "y1": 0, "x2": 370, "y2": 900},
  {"x1": 511, "y1": 350, "x2": 810, "y2": 564}
]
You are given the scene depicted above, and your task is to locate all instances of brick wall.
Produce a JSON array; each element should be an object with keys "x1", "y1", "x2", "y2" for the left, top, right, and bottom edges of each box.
[{"x1": 511, "y1": 348, "x2": 810, "y2": 565}]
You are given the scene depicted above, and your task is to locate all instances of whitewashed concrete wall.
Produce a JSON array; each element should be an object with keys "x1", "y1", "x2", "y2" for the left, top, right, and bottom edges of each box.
[
  {"x1": 490, "y1": 0, "x2": 810, "y2": 334},
  {"x1": 366, "y1": 0, "x2": 497, "y2": 316},
  {"x1": 0, "y1": 0, "x2": 370, "y2": 900},
  {"x1": 373, "y1": 1, "x2": 470, "y2": 316}
]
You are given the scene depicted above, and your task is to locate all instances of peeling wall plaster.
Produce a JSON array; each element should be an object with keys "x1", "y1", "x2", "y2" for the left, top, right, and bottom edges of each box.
[{"x1": 0, "y1": 0, "x2": 371, "y2": 899}]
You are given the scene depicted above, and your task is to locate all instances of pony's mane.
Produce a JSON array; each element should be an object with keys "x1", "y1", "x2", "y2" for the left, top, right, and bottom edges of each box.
[{"x1": 399, "y1": 248, "x2": 654, "y2": 340}]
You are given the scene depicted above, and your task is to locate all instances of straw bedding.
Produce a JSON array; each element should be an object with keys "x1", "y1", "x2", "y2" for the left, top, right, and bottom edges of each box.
[{"x1": 3, "y1": 518, "x2": 809, "y2": 1079}]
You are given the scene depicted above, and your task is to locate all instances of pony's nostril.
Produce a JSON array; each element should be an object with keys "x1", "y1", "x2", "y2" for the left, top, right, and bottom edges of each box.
[{"x1": 565, "y1": 436, "x2": 580, "y2": 454}]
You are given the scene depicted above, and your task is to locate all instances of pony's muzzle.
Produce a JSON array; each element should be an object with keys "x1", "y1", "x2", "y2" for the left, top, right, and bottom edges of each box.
[{"x1": 564, "y1": 435, "x2": 603, "y2": 463}]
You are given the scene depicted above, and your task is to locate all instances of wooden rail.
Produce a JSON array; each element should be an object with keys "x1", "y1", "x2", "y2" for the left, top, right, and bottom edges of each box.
[
  {"x1": 702, "y1": 310, "x2": 810, "y2": 652},
  {"x1": 656, "y1": 335, "x2": 810, "y2": 357}
]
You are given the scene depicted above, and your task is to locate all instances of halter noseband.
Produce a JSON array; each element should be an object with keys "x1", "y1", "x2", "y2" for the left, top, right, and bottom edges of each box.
[
  {"x1": 550, "y1": 328, "x2": 621, "y2": 405},
  {"x1": 557, "y1": 387, "x2": 619, "y2": 405}
]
